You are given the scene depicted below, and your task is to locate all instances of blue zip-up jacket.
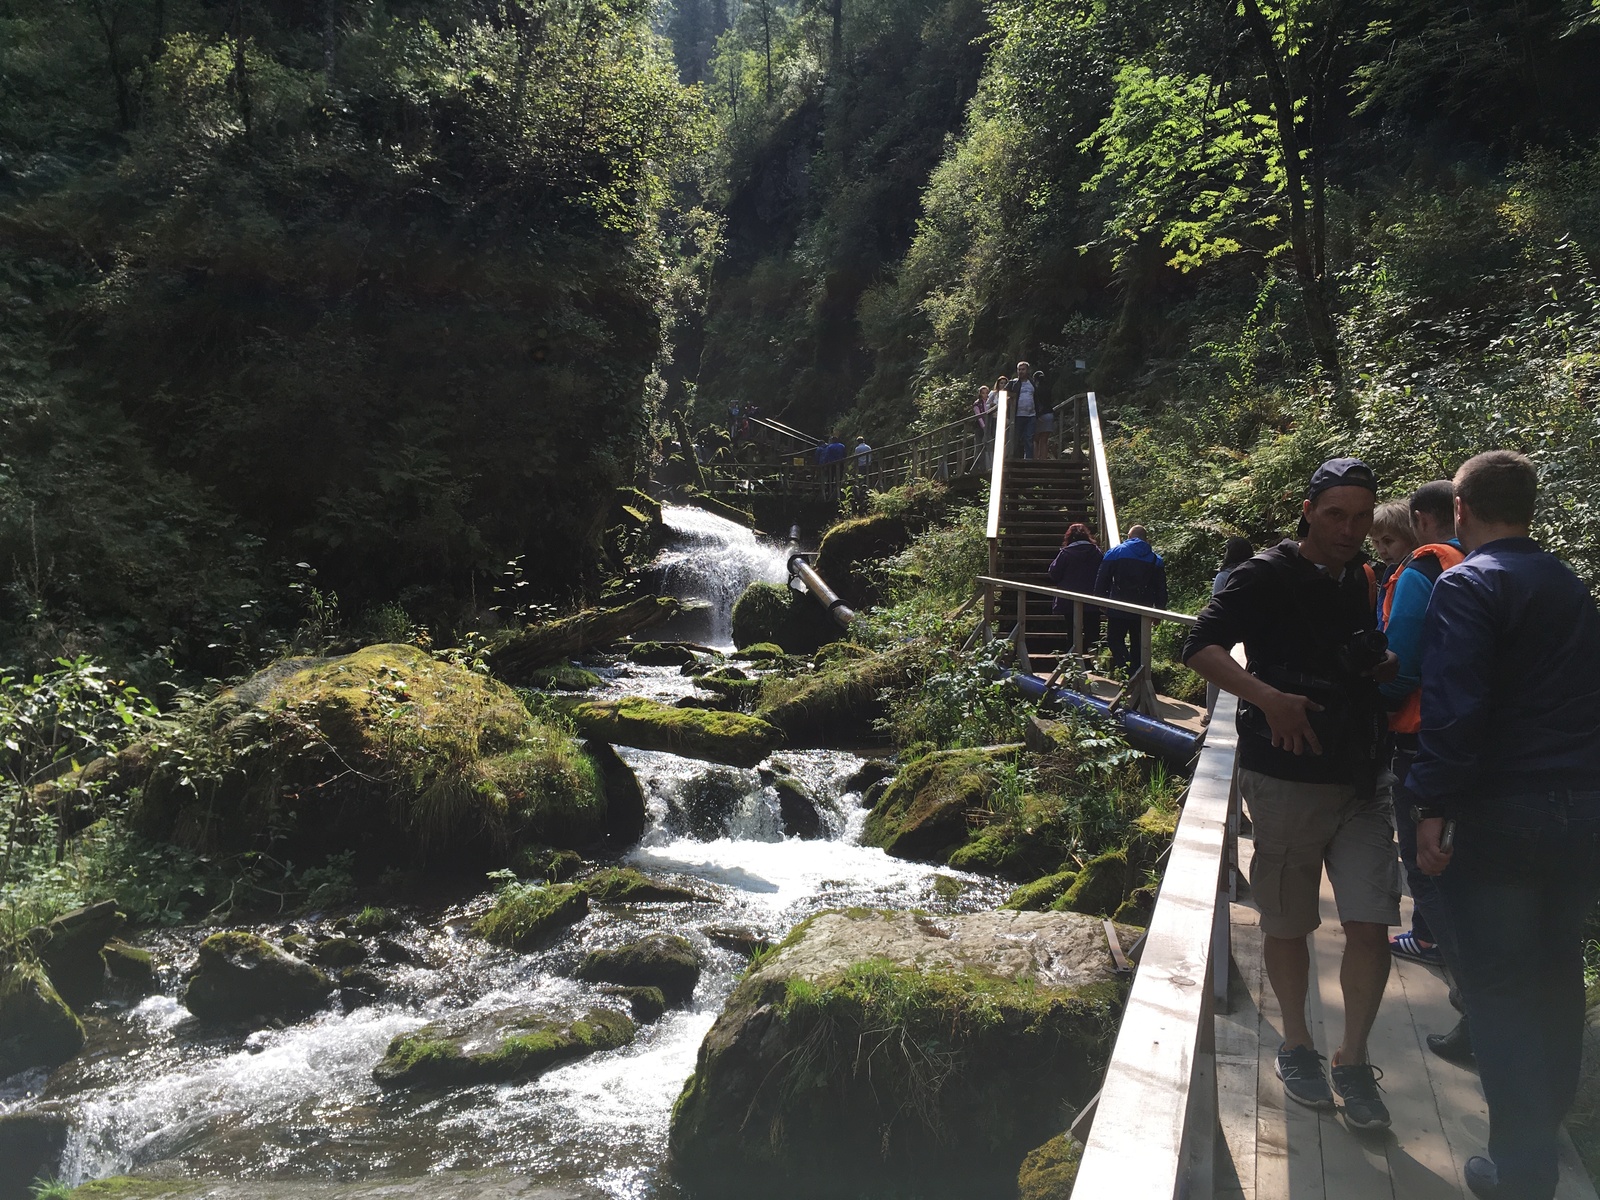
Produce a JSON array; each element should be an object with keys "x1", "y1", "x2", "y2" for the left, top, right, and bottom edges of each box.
[
  {"x1": 1407, "y1": 537, "x2": 1600, "y2": 816},
  {"x1": 1094, "y1": 537, "x2": 1168, "y2": 611},
  {"x1": 1378, "y1": 540, "x2": 1461, "y2": 704}
]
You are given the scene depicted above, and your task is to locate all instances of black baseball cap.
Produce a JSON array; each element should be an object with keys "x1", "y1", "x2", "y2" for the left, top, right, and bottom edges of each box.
[{"x1": 1306, "y1": 457, "x2": 1377, "y2": 501}]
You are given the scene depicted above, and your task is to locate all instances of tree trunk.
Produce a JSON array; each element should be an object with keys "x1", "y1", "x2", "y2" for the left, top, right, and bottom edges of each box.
[
  {"x1": 487, "y1": 597, "x2": 683, "y2": 681},
  {"x1": 1236, "y1": 0, "x2": 1341, "y2": 387},
  {"x1": 829, "y1": 0, "x2": 842, "y2": 66},
  {"x1": 761, "y1": 0, "x2": 773, "y2": 102},
  {"x1": 323, "y1": 0, "x2": 337, "y2": 77},
  {"x1": 233, "y1": 0, "x2": 252, "y2": 138},
  {"x1": 89, "y1": 1, "x2": 133, "y2": 131}
]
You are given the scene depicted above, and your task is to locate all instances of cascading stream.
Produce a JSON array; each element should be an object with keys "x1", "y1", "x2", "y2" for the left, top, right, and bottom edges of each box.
[{"x1": 651, "y1": 506, "x2": 790, "y2": 648}]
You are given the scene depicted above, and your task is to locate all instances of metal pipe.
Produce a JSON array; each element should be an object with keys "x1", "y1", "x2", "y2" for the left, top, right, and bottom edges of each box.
[
  {"x1": 1008, "y1": 672, "x2": 1202, "y2": 766},
  {"x1": 788, "y1": 552, "x2": 855, "y2": 627}
]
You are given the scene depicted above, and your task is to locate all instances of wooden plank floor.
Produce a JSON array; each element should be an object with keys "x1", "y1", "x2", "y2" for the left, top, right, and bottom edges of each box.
[{"x1": 1216, "y1": 835, "x2": 1598, "y2": 1200}]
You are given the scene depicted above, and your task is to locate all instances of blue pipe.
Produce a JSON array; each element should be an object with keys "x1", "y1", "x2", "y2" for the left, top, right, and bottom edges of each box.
[{"x1": 1008, "y1": 672, "x2": 1203, "y2": 766}]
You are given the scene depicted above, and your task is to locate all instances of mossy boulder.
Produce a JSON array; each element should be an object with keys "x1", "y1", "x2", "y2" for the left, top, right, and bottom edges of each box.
[
  {"x1": 474, "y1": 883, "x2": 590, "y2": 951},
  {"x1": 122, "y1": 644, "x2": 607, "y2": 867},
  {"x1": 1112, "y1": 884, "x2": 1159, "y2": 927},
  {"x1": 581, "y1": 867, "x2": 706, "y2": 904},
  {"x1": 102, "y1": 940, "x2": 156, "y2": 995},
  {"x1": 735, "y1": 642, "x2": 789, "y2": 662},
  {"x1": 569, "y1": 697, "x2": 782, "y2": 767},
  {"x1": 730, "y1": 583, "x2": 838, "y2": 654},
  {"x1": 1003, "y1": 871, "x2": 1080, "y2": 912},
  {"x1": 813, "y1": 513, "x2": 909, "y2": 609},
  {"x1": 524, "y1": 664, "x2": 604, "y2": 692},
  {"x1": 1126, "y1": 804, "x2": 1179, "y2": 873},
  {"x1": 623, "y1": 640, "x2": 700, "y2": 667},
  {"x1": 583, "y1": 739, "x2": 648, "y2": 845},
  {"x1": 755, "y1": 649, "x2": 917, "y2": 745},
  {"x1": 308, "y1": 937, "x2": 368, "y2": 968},
  {"x1": 182, "y1": 932, "x2": 333, "y2": 1022},
  {"x1": 0, "y1": 1108, "x2": 70, "y2": 1200},
  {"x1": 1050, "y1": 850, "x2": 1132, "y2": 918},
  {"x1": 29, "y1": 900, "x2": 125, "y2": 1010},
  {"x1": 601, "y1": 985, "x2": 668, "y2": 1024},
  {"x1": 0, "y1": 963, "x2": 86, "y2": 1078},
  {"x1": 1017, "y1": 1132, "x2": 1084, "y2": 1200},
  {"x1": 774, "y1": 776, "x2": 824, "y2": 839},
  {"x1": 862, "y1": 746, "x2": 1021, "y2": 863},
  {"x1": 576, "y1": 933, "x2": 701, "y2": 1005},
  {"x1": 667, "y1": 909, "x2": 1127, "y2": 1199},
  {"x1": 372, "y1": 1006, "x2": 634, "y2": 1090}
]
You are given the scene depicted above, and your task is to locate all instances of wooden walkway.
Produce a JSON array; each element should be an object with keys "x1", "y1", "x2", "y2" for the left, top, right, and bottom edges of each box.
[{"x1": 1218, "y1": 836, "x2": 1597, "y2": 1200}]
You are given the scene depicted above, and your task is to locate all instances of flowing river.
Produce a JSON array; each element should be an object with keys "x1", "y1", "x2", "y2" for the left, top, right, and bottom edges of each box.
[{"x1": 0, "y1": 507, "x2": 1005, "y2": 1198}]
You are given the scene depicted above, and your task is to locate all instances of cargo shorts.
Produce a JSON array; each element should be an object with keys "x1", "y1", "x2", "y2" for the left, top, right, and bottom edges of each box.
[{"x1": 1239, "y1": 768, "x2": 1402, "y2": 939}]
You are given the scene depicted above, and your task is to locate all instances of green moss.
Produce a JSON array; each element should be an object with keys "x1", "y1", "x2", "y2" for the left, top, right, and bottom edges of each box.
[
  {"x1": 524, "y1": 664, "x2": 604, "y2": 692},
  {"x1": 755, "y1": 649, "x2": 916, "y2": 744},
  {"x1": 861, "y1": 746, "x2": 1019, "y2": 862},
  {"x1": 1002, "y1": 871, "x2": 1080, "y2": 911},
  {"x1": 0, "y1": 961, "x2": 86, "y2": 1077},
  {"x1": 1112, "y1": 884, "x2": 1158, "y2": 927},
  {"x1": 349, "y1": 906, "x2": 396, "y2": 935},
  {"x1": 480, "y1": 730, "x2": 607, "y2": 845},
  {"x1": 513, "y1": 845, "x2": 584, "y2": 882},
  {"x1": 582, "y1": 867, "x2": 705, "y2": 904},
  {"x1": 374, "y1": 1007, "x2": 635, "y2": 1089},
  {"x1": 569, "y1": 697, "x2": 783, "y2": 767},
  {"x1": 474, "y1": 883, "x2": 590, "y2": 950},
  {"x1": 576, "y1": 933, "x2": 701, "y2": 1004},
  {"x1": 1050, "y1": 850, "x2": 1130, "y2": 917},
  {"x1": 67, "y1": 1180, "x2": 194, "y2": 1200},
  {"x1": 737, "y1": 642, "x2": 788, "y2": 661},
  {"x1": 730, "y1": 583, "x2": 839, "y2": 654},
  {"x1": 1017, "y1": 1132, "x2": 1084, "y2": 1200},
  {"x1": 814, "y1": 513, "x2": 909, "y2": 608}
]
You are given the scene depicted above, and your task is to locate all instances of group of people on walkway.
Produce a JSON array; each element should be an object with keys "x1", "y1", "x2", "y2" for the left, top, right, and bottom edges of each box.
[
  {"x1": 1176, "y1": 452, "x2": 1600, "y2": 1200},
  {"x1": 973, "y1": 361, "x2": 1055, "y2": 463},
  {"x1": 1045, "y1": 522, "x2": 1169, "y2": 675}
]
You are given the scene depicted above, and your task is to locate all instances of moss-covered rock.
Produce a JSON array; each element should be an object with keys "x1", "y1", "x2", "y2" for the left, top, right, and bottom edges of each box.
[
  {"x1": 372, "y1": 1006, "x2": 634, "y2": 1090},
  {"x1": 1002, "y1": 871, "x2": 1080, "y2": 912},
  {"x1": 755, "y1": 648, "x2": 917, "y2": 745},
  {"x1": 102, "y1": 940, "x2": 156, "y2": 995},
  {"x1": 118, "y1": 644, "x2": 606, "y2": 867},
  {"x1": 1017, "y1": 1132, "x2": 1084, "y2": 1200},
  {"x1": 730, "y1": 583, "x2": 839, "y2": 654},
  {"x1": 1126, "y1": 804, "x2": 1179, "y2": 873},
  {"x1": 348, "y1": 906, "x2": 398, "y2": 935},
  {"x1": 1050, "y1": 850, "x2": 1131, "y2": 918},
  {"x1": 1112, "y1": 884, "x2": 1158, "y2": 927},
  {"x1": 29, "y1": 900, "x2": 125, "y2": 1010},
  {"x1": 183, "y1": 932, "x2": 333, "y2": 1022},
  {"x1": 813, "y1": 513, "x2": 909, "y2": 609},
  {"x1": 0, "y1": 1108, "x2": 70, "y2": 1200},
  {"x1": 862, "y1": 746, "x2": 1021, "y2": 863},
  {"x1": 576, "y1": 933, "x2": 701, "y2": 1005},
  {"x1": 512, "y1": 845, "x2": 585, "y2": 882},
  {"x1": 0, "y1": 963, "x2": 86, "y2": 1078},
  {"x1": 814, "y1": 641, "x2": 874, "y2": 666},
  {"x1": 667, "y1": 909, "x2": 1126, "y2": 1199},
  {"x1": 474, "y1": 883, "x2": 590, "y2": 951},
  {"x1": 600, "y1": 985, "x2": 667, "y2": 1024},
  {"x1": 523, "y1": 664, "x2": 604, "y2": 692},
  {"x1": 623, "y1": 640, "x2": 701, "y2": 667},
  {"x1": 581, "y1": 867, "x2": 706, "y2": 904},
  {"x1": 569, "y1": 697, "x2": 782, "y2": 767},
  {"x1": 774, "y1": 776, "x2": 824, "y2": 839},
  {"x1": 584, "y1": 739, "x2": 648, "y2": 846},
  {"x1": 308, "y1": 937, "x2": 368, "y2": 968},
  {"x1": 735, "y1": 642, "x2": 789, "y2": 662}
]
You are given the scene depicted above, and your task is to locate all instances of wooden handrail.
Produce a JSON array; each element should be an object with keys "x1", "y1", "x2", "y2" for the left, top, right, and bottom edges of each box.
[
  {"x1": 1073, "y1": 669, "x2": 1241, "y2": 1200},
  {"x1": 1086, "y1": 391, "x2": 1119, "y2": 545},
  {"x1": 976, "y1": 577, "x2": 1196, "y2": 627}
]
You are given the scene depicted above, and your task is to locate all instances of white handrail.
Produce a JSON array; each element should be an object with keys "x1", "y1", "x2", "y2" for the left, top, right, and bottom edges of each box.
[
  {"x1": 974, "y1": 577, "x2": 1196, "y2": 627},
  {"x1": 1072, "y1": 667, "x2": 1242, "y2": 1200},
  {"x1": 1086, "y1": 391, "x2": 1119, "y2": 545},
  {"x1": 985, "y1": 388, "x2": 1011, "y2": 541}
]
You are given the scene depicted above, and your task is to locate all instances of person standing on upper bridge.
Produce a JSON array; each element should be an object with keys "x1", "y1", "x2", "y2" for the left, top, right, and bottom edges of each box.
[
  {"x1": 1411, "y1": 450, "x2": 1600, "y2": 1200},
  {"x1": 1007, "y1": 361, "x2": 1042, "y2": 460},
  {"x1": 1093, "y1": 524, "x2": 1168, "y2": 675},
  {"x1": 1181, "y1": 457, "x2": 1401, "y2": 1134},
  {"x1": 974, "y1": 384, "x2": 996, "y2": 471}
]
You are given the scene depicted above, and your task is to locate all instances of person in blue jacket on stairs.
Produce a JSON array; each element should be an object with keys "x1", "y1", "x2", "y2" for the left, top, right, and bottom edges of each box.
[{"x1": 1094, "y1": 524, "x2": 1168, "y2": 674}]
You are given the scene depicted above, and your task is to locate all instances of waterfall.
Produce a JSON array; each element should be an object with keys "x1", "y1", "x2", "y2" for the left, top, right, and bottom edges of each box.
[{"x1": 652, "y1": 505, "x2": 791, "y2": 648}]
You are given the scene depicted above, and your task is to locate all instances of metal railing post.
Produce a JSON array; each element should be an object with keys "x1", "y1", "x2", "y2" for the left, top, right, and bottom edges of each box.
[
  {"x1": 1015, "y1": 589, "x2": 1032, "y2": 676},
  {"x1": 1073, "y1": 601, "x2": 1084, "y2": 658}
]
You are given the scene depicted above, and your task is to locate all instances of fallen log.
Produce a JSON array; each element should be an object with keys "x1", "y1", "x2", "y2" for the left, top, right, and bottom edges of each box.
[{"x1": 488, "y1": 596, "x2": 682, "y2": 681}]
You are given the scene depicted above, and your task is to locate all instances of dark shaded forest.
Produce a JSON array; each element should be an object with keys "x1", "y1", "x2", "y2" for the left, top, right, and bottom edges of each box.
[{"x1": 4, "y1": 0, "x2": 1600, "y2": 676}]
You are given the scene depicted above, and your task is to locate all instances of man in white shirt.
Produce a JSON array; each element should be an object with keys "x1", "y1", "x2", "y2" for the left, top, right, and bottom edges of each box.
[{"x1": 1008, "y1": 361, "x2": 1039, "y2": 460}]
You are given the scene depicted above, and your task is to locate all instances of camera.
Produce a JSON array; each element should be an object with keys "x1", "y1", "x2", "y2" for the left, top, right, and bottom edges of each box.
[{"x1": 1340, "y1": 628, "x2": 1390, "y2": 676}]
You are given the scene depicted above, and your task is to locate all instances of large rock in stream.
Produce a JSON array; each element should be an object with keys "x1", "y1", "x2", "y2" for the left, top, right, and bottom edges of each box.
[
  {"x1": 183, "y1": 932, "x2": 334, "y2": 1022},
  {"x1": 52, "y1": 644, "x2": 619, "y2": 867},
  {"x1": 0, "y1": 962, "x2": 85, "y2": 1078},
  {"x1": 568, "y1": 697, "x2": 782, "y2": 767},
  {"x1": 668, "y1": 908, "x2": 1128, "y2": 1198},
  {"x1": 373, "y1": 1006, "x2": 634, "y2": 1089},
  {"x1": 861, "y1": 746, "x2": 1022, "y2": 862}
]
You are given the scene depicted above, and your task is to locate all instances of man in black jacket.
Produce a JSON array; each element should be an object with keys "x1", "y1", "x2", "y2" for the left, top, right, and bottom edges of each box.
[
  {"x1": 1412, "y1": 450, "x2": 1600, "y2": 1200},
  {"x1": 1183, "y1": 458, "x2": 1400, "y2": 1132}
]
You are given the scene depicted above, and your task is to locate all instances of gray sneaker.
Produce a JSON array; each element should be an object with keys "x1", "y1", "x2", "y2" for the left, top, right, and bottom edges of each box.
[
  {"x1": 1275, "y1": 1044, "x2": 1334, "y2": 1110},
  {"x1": 1331, "y1": 1062, "x2": 1391, "y2": 1131}
]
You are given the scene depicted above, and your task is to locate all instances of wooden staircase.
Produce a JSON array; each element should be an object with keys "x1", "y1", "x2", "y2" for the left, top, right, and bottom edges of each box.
[{"x1": 991, "y1": 456, "x2": 1096, "y2": 657}]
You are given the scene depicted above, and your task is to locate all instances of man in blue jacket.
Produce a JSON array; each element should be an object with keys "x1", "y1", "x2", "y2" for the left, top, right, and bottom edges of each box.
[
  {"x1": 1094, "y1": 524, "x2": 1168, "y2": 673},
  {"x1": 1412, "y1": 450, "x2": 1600, "y2": 1200}
]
